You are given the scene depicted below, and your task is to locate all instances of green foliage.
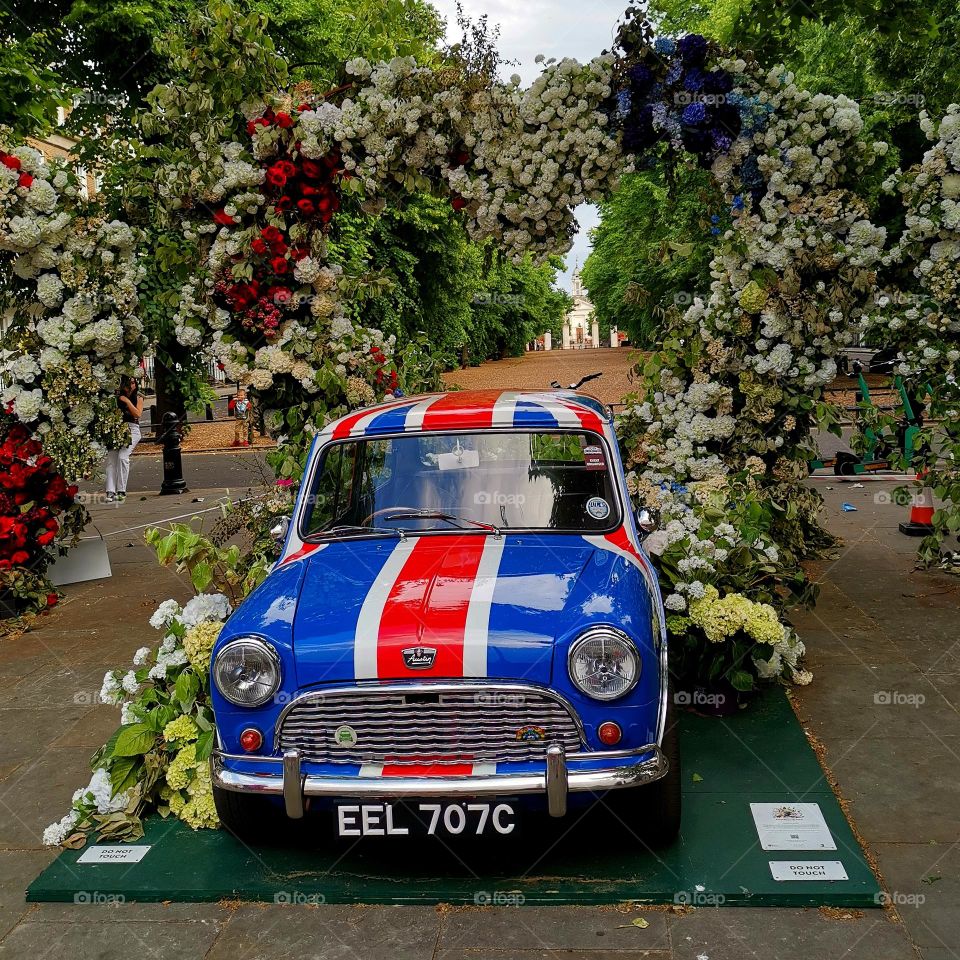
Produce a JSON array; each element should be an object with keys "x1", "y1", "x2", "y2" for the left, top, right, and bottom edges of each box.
[
  {"x1": 144, "y1": 494, "x2": 287, "y2": 605},
  {"x1": 10, "y1": 0, "x2": 443, "y2": 130},
  {"x1": 0, "y1": 16, "x2": 70, "y2": 136},
  {"x1": 582, "y1": 164, "x2": 723, "y2": 347},
  {"x1": 331, "y1": 193, "x2": 569, "y2": 366}
]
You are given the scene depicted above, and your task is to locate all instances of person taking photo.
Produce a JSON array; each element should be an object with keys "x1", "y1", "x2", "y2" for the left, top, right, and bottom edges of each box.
[{"x1": 105, "y1": 375, "x2": 143, "y2": 503}]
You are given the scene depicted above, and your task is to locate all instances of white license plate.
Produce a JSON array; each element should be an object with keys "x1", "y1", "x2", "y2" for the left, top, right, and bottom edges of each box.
[{"x1": 336, "y1": 802, "x2": 517, "y2": 838}]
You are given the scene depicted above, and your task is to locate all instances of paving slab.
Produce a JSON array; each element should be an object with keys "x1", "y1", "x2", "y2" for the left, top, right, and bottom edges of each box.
[
  {"x1": 0, "y1": 850, "x2": 54, "y2": 941},
  {"x1": 205, "y1": 904, "x2": 440, "y2": 960},
  {"x1": 793, "y1": 663, "x2": 959, "y2": 741},
  {"x1": 439, "y1": 906, "x2": 670, "y2": 951},
  {"x1": 434, "y1": 952, "x2": 670, "y2": 960},
  {"x1": 667, "y1": 906, "x2": 914, "y2": 959},
  {"x1": 0, "y1": 916, "x2": 223, "y2": 959},
  {"x1": 872, "y1": 842, "x2": 960, "y2": 953},
  {"x1": 0, "y1": 747, "x2": 95, "y2": 850},
  {"x1": 825, "y1": 734, "x2": 960, "y2": 846}
]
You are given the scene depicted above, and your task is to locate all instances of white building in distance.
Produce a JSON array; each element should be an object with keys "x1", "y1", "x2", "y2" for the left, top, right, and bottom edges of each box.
[{"x1": 562, "y1": 269, "x2": 600, "y2": 349}]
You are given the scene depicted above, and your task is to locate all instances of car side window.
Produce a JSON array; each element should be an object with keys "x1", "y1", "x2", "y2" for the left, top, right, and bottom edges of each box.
[{"x1": 306, "y1": 443, "x2": 358, "y2": 535}]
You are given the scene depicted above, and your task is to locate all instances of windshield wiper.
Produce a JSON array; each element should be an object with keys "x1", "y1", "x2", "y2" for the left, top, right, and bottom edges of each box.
[
  {"x1": 382, "y1": 511, "x2": 502, "y2": 537},
  {"x1": 316, "y1": 524, "x2": 406, "y2": 541}
]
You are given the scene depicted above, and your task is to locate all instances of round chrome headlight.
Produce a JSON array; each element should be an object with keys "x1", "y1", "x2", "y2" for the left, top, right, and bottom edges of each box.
[
  {"x1": 568, "y1": 627, "x2": 640, "y2": 701},
  {"x1": 213, "y1": 638, "x2": 281, "y2": 707}
]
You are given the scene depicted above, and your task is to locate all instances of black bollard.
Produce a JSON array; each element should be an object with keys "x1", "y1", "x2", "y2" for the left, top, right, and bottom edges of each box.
[{"x1": 159, "y1": 412, "x2": 189, "y2": 496}]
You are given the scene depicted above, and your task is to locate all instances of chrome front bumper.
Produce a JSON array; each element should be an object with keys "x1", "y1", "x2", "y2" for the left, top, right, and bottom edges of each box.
[{"x1": 212, "y1": 742, "x2": 668, "y2": 819}]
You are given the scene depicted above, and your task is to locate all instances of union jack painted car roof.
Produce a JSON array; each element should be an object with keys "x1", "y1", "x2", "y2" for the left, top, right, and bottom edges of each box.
[{"x1": 319, "y1": 390, "x2": 612, "y2": 440}]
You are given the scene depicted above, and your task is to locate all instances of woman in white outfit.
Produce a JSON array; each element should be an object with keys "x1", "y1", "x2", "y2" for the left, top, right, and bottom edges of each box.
[{"x1": 105, "y1": 375, "x2": 143, "y2": 503}]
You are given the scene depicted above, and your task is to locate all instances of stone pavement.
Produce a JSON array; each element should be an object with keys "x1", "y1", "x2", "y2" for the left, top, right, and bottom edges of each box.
[{"x1": 0, "y1": 462, "x2": 956, "y2": 959}]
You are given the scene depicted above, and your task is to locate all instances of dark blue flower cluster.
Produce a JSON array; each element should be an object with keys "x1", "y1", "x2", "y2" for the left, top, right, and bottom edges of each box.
[{"x1": 613, "y1": 31, "x2": 743, "y2": 167}]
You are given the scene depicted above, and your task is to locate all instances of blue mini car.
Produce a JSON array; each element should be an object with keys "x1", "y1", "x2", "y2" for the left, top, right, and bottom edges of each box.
[{"x1": 210, "y1": 389, "x2": 680, "y2": 845}]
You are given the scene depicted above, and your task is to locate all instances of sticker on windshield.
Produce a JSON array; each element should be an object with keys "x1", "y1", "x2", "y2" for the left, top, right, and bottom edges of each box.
[
  {"x1": 583, "y1": 445, "x2": 607, "y2": 470},
  {"x1": 585, "y1": 497, "x2": 611, "y2": 521}
]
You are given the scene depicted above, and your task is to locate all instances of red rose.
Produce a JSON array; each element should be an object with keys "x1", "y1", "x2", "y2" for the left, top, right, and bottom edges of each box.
[
  {"x1": 270, "y1": 256, "x2": 289, "y2": 275},
  {"x1": 275, "y1": 112, "x2": 293, "y2": 128},
  {"x1": 266, "y1": 285, "x2": 293, "y2": 305},
  {"x1": 18, "y1": 173, "x2": 33, "y2": 189},
  {"x1": 291, "y1": 246, "x2": 310, "y2": 262},
  {"x1": 246, "y1": 120, "x2": 257, "y2": 135},
  {"x1": 1, "y1": 154, "x2": 21, "y2": 171},
  {"x1": 213, "y1": 208, "x2": 236, "y2": 226},
  {"x1": 10, "y1": 551, "x2": 30, "y2": 565},
  {"x1": 274, "y1": 195, "x2": 292, "y2": 212},
  {"x1": 47, "y1": 593, "x2": 58, "y2": 607},
  {"x1": 301, "y1": 160, "x2": 324, "y2": 180},
  {"x1": 37, "y1": 530, "x2": 56, "y2": 546},
  {"x1": 227, "y1": 282, "x2": 260, "y2": 310},
  {"x1": 266, "y1": 165, "x2": 288, "y2": 188},
  {"x1": 260, "y1": 226, "x2": 284, "y2": 244},
  {"x1": 251, "y1": 238, "x2": 268, "y2": 255},
  {"x1": 298, "y1": 103, "x2": 311, "y2": 112},
  {"x1": 451, "y1": 196, "x2": 467, "y2": 211},
  {"x1": 296, "y1": 199, "x2": 316, "y2": 216}
]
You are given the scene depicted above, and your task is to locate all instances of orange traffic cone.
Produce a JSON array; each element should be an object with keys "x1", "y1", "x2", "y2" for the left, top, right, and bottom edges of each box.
[{"x1": 899, "y1": 474, "x2": 936, "y2": 537}]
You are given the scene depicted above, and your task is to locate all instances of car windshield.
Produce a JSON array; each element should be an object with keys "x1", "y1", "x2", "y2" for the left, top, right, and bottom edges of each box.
[{"x1": 301, "y1": 430, "x2": 621, "y2": 538}]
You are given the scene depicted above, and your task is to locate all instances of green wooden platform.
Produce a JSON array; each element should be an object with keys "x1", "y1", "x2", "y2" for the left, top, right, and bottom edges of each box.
[{"x1": 28, "y1": 689, "x2": 881, "y2": 907}]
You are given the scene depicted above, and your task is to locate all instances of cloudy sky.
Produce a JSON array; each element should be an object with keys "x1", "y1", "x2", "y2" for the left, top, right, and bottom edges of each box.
[{"x1": 429, "y1": 0, "x2": 628, "y2": 290}]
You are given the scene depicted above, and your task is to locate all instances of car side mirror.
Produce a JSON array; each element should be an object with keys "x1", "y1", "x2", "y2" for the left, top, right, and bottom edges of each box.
[
  {"x1": 635, "y1": 507, "x2": 658, "y2": 538},
  {"x1": 271, "y1": 517, "x2": 290, "y2": 543}
]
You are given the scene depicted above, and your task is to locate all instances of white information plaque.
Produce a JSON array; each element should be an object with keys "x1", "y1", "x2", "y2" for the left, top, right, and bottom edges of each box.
[
  {"x1": 77, "y1": 845, "x2": 151, "y2": 865},
  {"x1": 750, "y1": 802, "x2": 836, "y2": 850},
  {"x1": 769, "y1": 861, "x2": 848, "y2": 882}
]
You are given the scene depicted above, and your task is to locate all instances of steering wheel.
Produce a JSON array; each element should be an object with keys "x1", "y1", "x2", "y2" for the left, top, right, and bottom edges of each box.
[{"x1": 361, "y1": 506, "x2": 420, "y2": 526}]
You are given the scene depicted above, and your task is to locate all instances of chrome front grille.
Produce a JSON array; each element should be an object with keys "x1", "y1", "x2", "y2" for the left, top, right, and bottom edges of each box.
[{"x1": 276, "y1": 684, "x2": 584, "y2": 765}]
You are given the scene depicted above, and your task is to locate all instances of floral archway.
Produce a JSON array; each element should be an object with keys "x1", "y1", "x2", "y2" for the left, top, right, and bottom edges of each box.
[{"x1": 2, "y1": 8, "x2": 958, "y2": 844}]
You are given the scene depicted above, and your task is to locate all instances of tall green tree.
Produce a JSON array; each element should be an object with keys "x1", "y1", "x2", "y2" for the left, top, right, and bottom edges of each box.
[
  {"x1": 583, "y1": 163, "x2": 722, "y2": 348},
  {"x1": 0, "y1": 14, "x2": 70, "y2": 135},
  {"x1": 8, "y1": 0, "x2": 443, "y2": 129}
]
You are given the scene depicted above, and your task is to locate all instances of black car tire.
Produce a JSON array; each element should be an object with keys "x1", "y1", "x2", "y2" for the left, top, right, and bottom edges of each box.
[
  {"x1": 213, "y1": 783, "x2": 281, "y2": 842},
  {"x1": 605, "y1": 693, "x2": 682, "y2": 848}
]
